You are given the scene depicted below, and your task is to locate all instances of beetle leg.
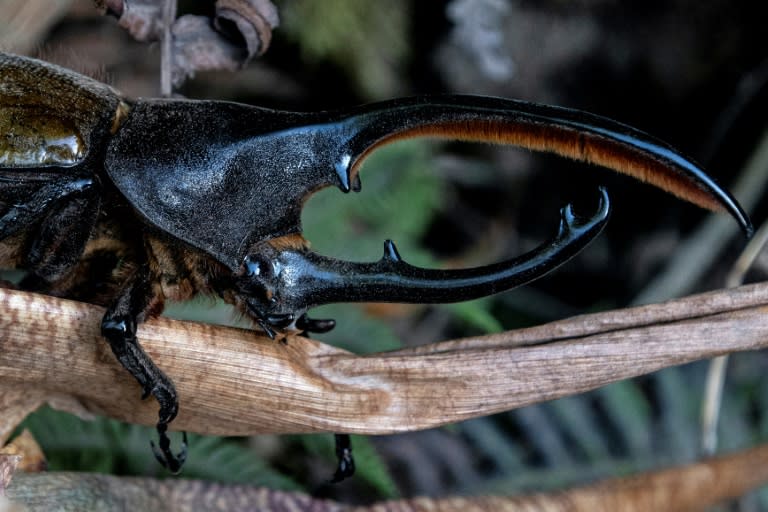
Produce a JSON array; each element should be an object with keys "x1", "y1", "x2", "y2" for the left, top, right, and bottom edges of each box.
[
  {"x1": 0, "y1": 176, "x2": 96, "y2": 240},
  {"x1": 0, "y1": 176, "x2": 100, "y2": 288},
  {"x1": 21, "y1": 180, "x2": 101, "y2": 283},
  {"x1": 295, "y1": 313, "x2": 336, "y2": 334},
  {"x1": 100, "y1": 262, "x2": 187, "y2": 473},
  {"x1": 331, "y1": 433, "x2": 355, "y2": 483}
]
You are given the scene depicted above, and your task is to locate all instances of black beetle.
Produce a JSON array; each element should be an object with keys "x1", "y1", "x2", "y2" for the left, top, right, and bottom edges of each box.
[{"x1": 0, "y1": 52, "x2": 751, "y2": 477}]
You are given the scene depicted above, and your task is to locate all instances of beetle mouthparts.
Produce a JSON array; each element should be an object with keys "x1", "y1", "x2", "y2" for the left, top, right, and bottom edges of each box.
[{"x1": 245, "y1": 299, "x2": 295, "y2": 338}]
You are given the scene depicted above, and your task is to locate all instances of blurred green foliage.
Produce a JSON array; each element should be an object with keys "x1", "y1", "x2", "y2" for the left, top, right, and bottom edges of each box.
[
  {"x1": 19, "y1": 407, "x2": 299, "y2": 490},
  {"x1": 298, "y1": 434, "x2": 399, "y2": 498},
  {"x1": 276, "y1": 0, "x2": 411, "y2": 99}
]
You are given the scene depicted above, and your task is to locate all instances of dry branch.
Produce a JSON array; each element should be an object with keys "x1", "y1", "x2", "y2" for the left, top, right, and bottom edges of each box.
[
  {"x1": 7, "y1": 442, "x2": 768, "y2": 511},
  {"x1": 1, "y1": 282, "x2": 768, "y2": 441}
]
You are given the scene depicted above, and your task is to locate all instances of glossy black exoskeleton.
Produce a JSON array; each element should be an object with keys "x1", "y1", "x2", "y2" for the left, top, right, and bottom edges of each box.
[{"x1": 0, "y1": 52, "x2": 751, "y2": 477}]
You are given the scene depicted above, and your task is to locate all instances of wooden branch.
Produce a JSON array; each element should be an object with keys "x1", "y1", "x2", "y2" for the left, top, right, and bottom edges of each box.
[
  {"x1": 2, "y1": 282, "x2": 768, "y2": 441},
  {"x1": 7, "y1": 442, "x2": 768, "y2": 511}
]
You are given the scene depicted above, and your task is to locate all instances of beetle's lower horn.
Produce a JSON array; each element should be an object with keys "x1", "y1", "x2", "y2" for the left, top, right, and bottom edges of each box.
[{"x1": 272, "y1": 187, "x2": 610, "y2": 311}]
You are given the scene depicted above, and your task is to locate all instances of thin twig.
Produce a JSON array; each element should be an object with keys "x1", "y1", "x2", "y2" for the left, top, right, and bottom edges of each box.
[
  {"x1": 700, "y1": 218, "x2": 768, "y2": 455},
  {"x1": 159, "y1": 0, "x2": 175, "y2": 97}
]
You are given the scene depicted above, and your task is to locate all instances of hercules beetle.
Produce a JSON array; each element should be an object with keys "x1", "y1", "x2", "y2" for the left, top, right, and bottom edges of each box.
[{"x1": 0, "y1": 52, "x2": 752, "y2": 480}]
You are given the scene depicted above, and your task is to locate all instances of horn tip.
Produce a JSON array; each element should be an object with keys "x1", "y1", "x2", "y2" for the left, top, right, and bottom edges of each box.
[{"x1": 559, "y1": 187, "x2": 611, "y2": 233}]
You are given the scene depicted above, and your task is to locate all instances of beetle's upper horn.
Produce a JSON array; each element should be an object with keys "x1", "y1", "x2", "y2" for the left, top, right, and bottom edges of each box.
[
  {"x1": 324, "y1": 95, "x2": 751, "y2": 236},
  {"x1": 264, "y1": 188, "x2": 610, "y2": 313}
]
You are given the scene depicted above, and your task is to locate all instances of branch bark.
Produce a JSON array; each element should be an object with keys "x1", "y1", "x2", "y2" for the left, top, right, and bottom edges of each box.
[
  {"x1": 7, "y1": 442, "x2": 768, "y2": 511},
  {"x1": 1, "y1": 282, "x2": 768, "y2": 442}
]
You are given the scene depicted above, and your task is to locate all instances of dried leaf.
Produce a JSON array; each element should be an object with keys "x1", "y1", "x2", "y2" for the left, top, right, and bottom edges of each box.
[
  {"x1": 101, "y1": 0, "x2": 165, "y2": 42},
  {"x1": 93, "y1": 0, "x2": 123, "y2": 17},
  {"x1": 0, "y1": 390, "x2": 45, "y2": 446},
  {"x1": 0, "y1": 454, "x2": 19, "y2": 497},
  {"x1": 170, "y1": 14, "x2": 247, "y2": 86},
  {"x1": 215, "y1": 0, "x2": 279, "y2": 57},
  {"x1": 1, "y1": 431, "x2": 46, "y2": 474},
  {"x1": 97, "y1": 0, "x2": 279, "y2": 87},
  {"x1": 170, "y1": 0, "x2": 279, "y2": 86}
]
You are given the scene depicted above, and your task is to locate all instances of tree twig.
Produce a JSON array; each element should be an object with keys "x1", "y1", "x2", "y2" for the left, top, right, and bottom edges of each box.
[
  {"x1": 7, "y1": 442, "x2": 768, "y2": 511},
  {"x1": 160, "y1": 0, "x2": 176, "y2": 97},
  {"x1": 2, "y1": 282, "x2": 768, "y2": 442}
]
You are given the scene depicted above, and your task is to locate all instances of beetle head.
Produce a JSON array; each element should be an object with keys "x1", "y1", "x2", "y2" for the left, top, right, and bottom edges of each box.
[{"x1": 234, "y1": 245, "x2": 297, "y2": 337}]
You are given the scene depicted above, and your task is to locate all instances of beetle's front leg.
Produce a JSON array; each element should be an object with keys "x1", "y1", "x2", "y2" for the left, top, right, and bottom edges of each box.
[{"x1": 100, "y1": 262, "x2": 187, "y2": 473}]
